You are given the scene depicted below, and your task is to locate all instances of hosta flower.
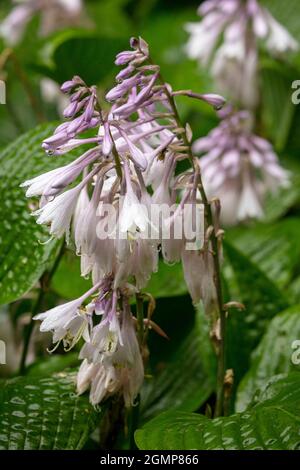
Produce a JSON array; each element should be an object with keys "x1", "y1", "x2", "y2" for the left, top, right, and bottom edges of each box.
[
  {"x1": 33, "y1": 184, "x2": 82, "y2": 243},
  {"x1": 193, "y1": 108, "x2": 289, "y2": 224},
  {"x1": 26, "y1": 37, "x2": 225, "y2": 408},
  {"x1": 182, "y1": 247, "x2": 218, "y2": 315},
  {"x1": 77, "y1": 301, "x2": 144, "y2": 407},
  {"x1": 185, "y1": 0, "x2": 298, "y2": 108},
  {"x1": 0, "y1": 0, "x2": 86, "y2": 45},
  {"x1": 33, "y1": 282, "x2": 102, "y2": 350}
]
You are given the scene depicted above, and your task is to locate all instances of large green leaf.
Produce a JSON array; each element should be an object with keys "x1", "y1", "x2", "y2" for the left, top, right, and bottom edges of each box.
[
  {"x1": 52, "y1": 251, "x2": 92, "y2": 300},
  {"x1": 144, "y1": 260, "x2": 187, "y2": 299},
  {"x1": 260, "y1": 60, "x2": 296, "y2": 151},
  {"x1": 228, "y1": 218, "x2": 300, "y2": 291},
  {"x1": 224, "y1": 242, "x2": 289, "y2": 384},
  {"x1": 135, "y1": 373, "x2": 300, "y2": 450},
  {"x1": 236, "y1": 306, "x2": 300, "y2": 412},
  {"x1": 140, "y1": 305, "x2": 216, "y2": 422},
  {"x1": 39, "y1": 31, "x2": 127, "y2": 85},
  {"x1": 26, "y1": 353, "x2": 80, "y2": 377},
  {"x1": 0, "y1": 123, "x2": 76, "y2": 304},
  {"x1": 0, "y1": 371, "x2": 105, "y2": 450}
]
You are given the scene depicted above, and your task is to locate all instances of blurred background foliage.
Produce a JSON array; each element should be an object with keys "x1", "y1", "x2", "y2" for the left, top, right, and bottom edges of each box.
[{"x1": 0, "y1": 0, "x2": 300, "y2": 450}]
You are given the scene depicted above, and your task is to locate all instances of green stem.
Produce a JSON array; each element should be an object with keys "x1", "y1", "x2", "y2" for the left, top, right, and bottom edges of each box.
[
  {"x1": 129, "y1": 394, "x2": 140, "y2": 450},
  {"x1": 155, "y1": 69, "x2": 226, "y2": 417},
  {"x1": 19, "y1": 243, "x2": 65, "y2": 375},
  {"x1": 135, "y1": 293, "x2": 144, "y2": 347}
]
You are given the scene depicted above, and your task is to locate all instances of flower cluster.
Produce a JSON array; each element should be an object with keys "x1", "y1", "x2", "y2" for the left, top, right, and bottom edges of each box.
[
  {"x1": 193, "y1": 107, "x2": 289, "y2": 225},
  {"x1": 23, "y1": 37, "x2": 224, "y2": 406},
  {"x1": 185, "y1": 0, "x2": 298, "y2": 108},
  {"x1": 0, "y1": 0, "x2": 85, "y2": 45}
]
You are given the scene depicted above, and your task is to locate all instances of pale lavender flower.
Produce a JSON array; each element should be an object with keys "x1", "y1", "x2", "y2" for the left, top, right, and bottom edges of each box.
[
  {"x1": 77, "y1": 300, "x2": 144, "y2": 407},
  {"x1": 26, "y1": 37, "x2": 225, "y2": 408},
  {"x1": 185, "y1": 0, "x2": 298, "y2": 108},
  {"x1": 0, "y1": 0, "x2": 86, "y2": 45},
  {"x1": 193, "y1": 108, "x2": 290, "y2": 224},
  {"x1": 34, "y1": 281, "x2": 103, "y2": 350}
]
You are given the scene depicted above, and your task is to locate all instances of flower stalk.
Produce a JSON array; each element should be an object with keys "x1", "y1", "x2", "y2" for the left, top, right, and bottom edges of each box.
[{"x1": 152, "y1": 60, "x2": 227, "y2": 417}]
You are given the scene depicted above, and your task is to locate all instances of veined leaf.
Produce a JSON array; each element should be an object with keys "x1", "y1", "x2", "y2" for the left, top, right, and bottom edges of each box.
[
  {"x1": 236, "y1": 305, "x2": 300, "y2": 412},
  {"x1": 228, "y1": 218, "x2": 300, "y2": 291},
  {"x1": 0, "y1": 371, "x2": 105, "y2": 450},
  {"x1": 135, "y1": 373, "x2": 300, "y2": 450},
  {"x1": 224, "y1": 242, "x2": 289, "y2": 384},
  {"x1": 140, "y1": 305, "x2": 216, "y2": 422},
  {"x1": 0, "y1": 123, "x2": 76, "y2": 304}
]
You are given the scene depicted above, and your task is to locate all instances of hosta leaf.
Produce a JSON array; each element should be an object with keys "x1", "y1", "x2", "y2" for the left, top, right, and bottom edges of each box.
[
  {"x1": 40, "y1": 31, "x2": 127, "y2": 85},
  {"x1": 236, "y1": 306, "x2": 300, "y2": 412},
  {"x1": 145, "y1": 260, "x2": 187, "y2": 299},
  {"x1": 0, "y1": 371, "x2": 105, "y2": 450},
  {"x1": 135, "y1": 373, "x2": 300, "y2": 450},
  {"x1": 26, "y1": 353, "x2": 80, "y2": 377},
  {"x1": 228, "y1": 218, "x2": 300, "y2": 291},
  {"x1": 0, "y1": 123, "x2": 75, "y2": 304},
  {"x1": 140, "y1": 305, "x2": 216, "y2": 422},
  {"x1": 224, "y1": 242, "x2": 289, "y2": 384},
  {"x1": 260, "y1": 60, "x2": 296, "y2": 151},
  {"x1": 51, "y1": 251, "x2": 92, "y2": 300}
]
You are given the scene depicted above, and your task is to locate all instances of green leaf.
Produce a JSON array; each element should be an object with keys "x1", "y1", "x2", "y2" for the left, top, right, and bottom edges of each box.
[
  {"x1": 236, "y1": 306, "x2": 300, "y2": 412},
  {"x1": 263, "y1": 178, "x2": 300, "y2": 223},
  {"x1": 26, "y1": 353, "x2": 80, "y2": 377},
  {"x1": 260, "y1": 60, "x2": 296, "y2": 151},
  {"x1": 135, "y1": 373, "x2": 300, "y2": 450},
  {"x1": 0, "y1": 123, "x2": 76, "y2": 304},
  {"x1": 40, "y1": 31, "x2": 128, "y2": 85},
  {"x1": 144, "y1": 260, "x2": 187, "y2": 299},
  {"x1": 51, "y1": 250, "x2": 92, "y2": 300},
  {"x1": 228, "y1": 218, "x2": 300, "y2": 291},
  {"x1": 0, "y1": 371, "x2": 105, "y2": 450},
  {"x1": 140, "y1": 306, "x2": 216, "y2": 422},
  {"x1": 224, "y1": 242, "x2": 289, "y2": 384}
]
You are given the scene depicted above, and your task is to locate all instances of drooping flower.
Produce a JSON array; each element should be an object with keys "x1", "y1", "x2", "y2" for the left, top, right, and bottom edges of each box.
[
  {"x1": 193, "y1": 107, "x2": 289, "y2": 224},
  {"x1": 33, "y1": 282, "x2": 102, "y2": 350},
  {"x1": 26, "y1": 37, "x2": 225, "y2": 408},
  {"x1": 185, "y1": 0, "x2": 298, "y2": 108},
  {"x1": 77, "y1": 300, "x2": 144, "y2": 407},
  {"x1": 0, "y1": 0, "x2": 87, "y2": 45}
]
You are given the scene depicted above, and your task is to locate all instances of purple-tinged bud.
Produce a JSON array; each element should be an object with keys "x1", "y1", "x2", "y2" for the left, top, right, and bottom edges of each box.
[
  {"x1": 61, "y1": 80, "x2": 76, "y2": 93},
  {"x1": 83, "y1": 94, "x2": 96, "y2": 122},
  {"x1": 70, "y1": 88, "x2": 86, "y2": 103},
  {"x1": 115, "y1": 50, "x2": 137, "y2": 66},
  {"x1": 63, "y1": 100, "x2": 80, "y2": 118},
  {"x1": 130, "y1": 37, "x2": 139, "y2": 49},
  {"x1": 174, "y1": 90, "x2": 226, "y2": 110},
  {"x1": 120, "y1": 131, "x2": 147, "y2": 171},
  {"x1": 102, "y1": 122, "x2": 113, "y2": 156},
  {"x1": 116, "y1": 64, "x2": 135, "y2": 81},
  {"x1": 54, "y1": 121, "x2": 70, "y2": 135},
  {"x1": 42, "y1": 131, "x2": 69, "y2": 149},
  {"x1": 198, "y1": 93, "x2": 226, "y2": 110},
  {"x1": 67, "y1": 116, "x2": 85, "y2": 135},
  {"x1": 135, "y1": 72, "x2": 158, "y2": 106},
  {"x1": 138, "y1": 37, "x2": 149, "y2": 56},
  {"x1": 106, "y1": 74, "x2": 141, "y2": 102}
]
